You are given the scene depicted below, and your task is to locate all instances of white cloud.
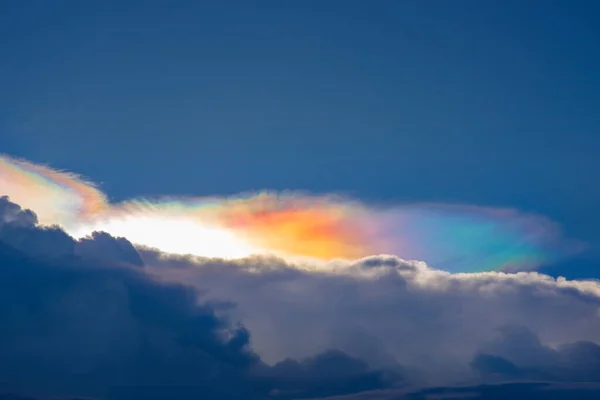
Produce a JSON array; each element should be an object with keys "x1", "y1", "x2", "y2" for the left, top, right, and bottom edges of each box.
[{"x1": 142, "y1": 251, "x2": 600, "y2": 385}]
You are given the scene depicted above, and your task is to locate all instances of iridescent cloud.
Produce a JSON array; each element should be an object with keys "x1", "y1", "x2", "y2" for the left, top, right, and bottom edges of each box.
[{"x1": 0, "y1": 154, "x2": 577, "y2": 271}]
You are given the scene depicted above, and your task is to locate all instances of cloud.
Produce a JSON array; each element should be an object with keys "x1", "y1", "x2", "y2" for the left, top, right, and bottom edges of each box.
[
  {"x1": 0, "y1": 196, "x2": 76, "y2": 259},
  {"x1": 1, "y1": 196, "x2": 600, "y2": 399},
  {"x1": 0, "y1": 195, "x2": 38, "y2": 227},
  {"x1": 260, "y1": 350, "x2": 403, "y2": 399},
  {"x1": 0, "y1": 156, "x2": 108, "y2": 226},
  {"x1": 0, "y1": 249, "x2": 255, "y2": 397},
  {"x1": 0, "y1": 196, "x2": 141, "y2": 265},
  {"x1": 75, "y1": 231, "x2": 144, "y2": 267},
  {"x1": 0, "y1": 197, "x2": 260, "y2": 398},
  {"x1": 345, "y1": 382, "x2": 600, "y2": 400},
  {"x1": 141, "y1": 249, "x2": 600, "y2": 389},
  {"x1": 0, "y1": 197, "x2": 404, "y2": 399},
  {"x1": 474, "y1": 326, "x2": 600, "y2": 382},
  {"x1": 0, "y1": 154, "x2": 580, "y2": 271}
]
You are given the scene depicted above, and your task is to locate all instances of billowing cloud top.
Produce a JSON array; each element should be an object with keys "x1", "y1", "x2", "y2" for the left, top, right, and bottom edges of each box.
[{"x1": 0, "y1": 154, "x2": 579, "y2": 271}]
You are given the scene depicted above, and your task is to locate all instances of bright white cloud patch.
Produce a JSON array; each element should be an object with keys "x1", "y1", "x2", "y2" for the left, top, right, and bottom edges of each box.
[{"x1": 69, "y1": 215, "x2": 258, "y2": 259}]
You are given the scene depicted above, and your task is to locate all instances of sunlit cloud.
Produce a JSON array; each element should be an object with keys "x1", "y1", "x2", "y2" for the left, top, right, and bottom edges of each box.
[{"x1": 0, "y1": 154, "x2": 578, "y2": 271}]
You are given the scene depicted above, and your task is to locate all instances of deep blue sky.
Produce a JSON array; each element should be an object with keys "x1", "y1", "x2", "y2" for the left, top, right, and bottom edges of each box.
[{"x1": 1, "y1": 1, "x2": 599, "y2": 271}]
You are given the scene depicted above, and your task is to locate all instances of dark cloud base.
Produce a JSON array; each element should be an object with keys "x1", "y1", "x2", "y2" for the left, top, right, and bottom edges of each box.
[
  {"x1": 374, "y1": 382, "x2": 600, "y2": 400},
  {"x1": 1, "y1": 196, "x2": 600, "y2": 399}
]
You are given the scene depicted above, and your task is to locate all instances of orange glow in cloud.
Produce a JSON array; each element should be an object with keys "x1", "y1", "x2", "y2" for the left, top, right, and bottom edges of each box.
[
  {"x1": 0, "y1": 155, "x2": 376, "y2": 259},
  {"x1": 217, "y1": 196, "x2": 376, "y2": 259}
]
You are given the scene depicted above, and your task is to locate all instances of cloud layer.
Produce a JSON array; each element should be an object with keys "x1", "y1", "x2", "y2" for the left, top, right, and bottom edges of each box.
[
  {"x1": 142, "y1": 250, "x2": 600, "y2": 381},
  {"x1": 0, "y1": 196, "x2": 599, "y2": 399}
]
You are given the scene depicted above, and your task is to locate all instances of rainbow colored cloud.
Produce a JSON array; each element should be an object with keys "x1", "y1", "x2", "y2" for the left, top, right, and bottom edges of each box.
[{"x1": 0, "y1": 154, "x2": 578, "y2": 271}]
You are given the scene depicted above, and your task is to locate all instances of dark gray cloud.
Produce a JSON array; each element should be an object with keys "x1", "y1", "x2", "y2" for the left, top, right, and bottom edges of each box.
[
  {"x1": 75, "y1": 231, "x2": 144, "y2": 267},
  {"x1": 0, "y1": 196, "x2": 38, "y2": 227},
  {"x1": 260, "y1": 350, "x2": 404, "y2": 399},
  {"x1": 0, "y1": 196, "x2": 75, "y2": 259},
  {"x1": 326, "y1": 382, "x2": 600, "y2": 400},
  {"x1": 474, "y1": 326, "x2": 600, "y2": 383},
  {"x1": 0, "y1": 235, "x2": 261, "y2": 398},
  {"x1": 0, "y1": 196, "x2": 142, "y2": 265}
]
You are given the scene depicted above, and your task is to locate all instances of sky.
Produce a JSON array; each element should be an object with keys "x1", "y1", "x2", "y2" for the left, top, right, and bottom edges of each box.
[
  {"x1": 1, "y1": 1, "x2": 600, "y2": 399},
  {"x1": 2, "y1": 1, "x2": 599, "y2": 239}
]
